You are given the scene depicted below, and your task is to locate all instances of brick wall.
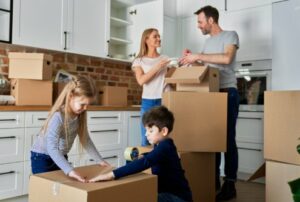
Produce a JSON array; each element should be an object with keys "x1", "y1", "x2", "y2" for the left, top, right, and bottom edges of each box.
[{"x1": 0, "y1": 42, "x2": 142, "y2": 105}]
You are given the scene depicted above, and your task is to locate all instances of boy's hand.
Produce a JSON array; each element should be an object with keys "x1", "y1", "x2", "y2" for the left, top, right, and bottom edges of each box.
[
  {"x1": 68, "y1": 170, "x2": 87, "y2": 183},
  {"x1": 88, "y1": 171, "x2": 115, "y2": 182}
]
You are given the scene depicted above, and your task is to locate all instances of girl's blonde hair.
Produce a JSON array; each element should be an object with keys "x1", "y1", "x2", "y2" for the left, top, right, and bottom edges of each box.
[
  {"x1": 42, "y1": 75, "x2": 97, "y2": 149},
  {"x1": 135, "y1": 28, "x2": 158, "y2": 59}
]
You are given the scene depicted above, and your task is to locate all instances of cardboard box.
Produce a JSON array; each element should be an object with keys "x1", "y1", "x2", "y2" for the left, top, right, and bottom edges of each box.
[
  {"x1": 97, "y1": 86, "x2": 128, "y2": 106},
  {"x1": 163, "y1": 91, "x2": 227, "y2": 152},
  {"x1": 266, "y1": 161, "x2": 300, "y2": 202},
  {"x1": 264, "y1": 91, "x2": 300, "y2": 165},
  {"x1": 180, "y1": 152, "x2": 215, "y2": 202},
  {"x1": 11, "y1": 79, "x2": 53, "y2": 106},
  {"x1": 8, "y1": 52, "x2": 53, "y2": 80},
  {"x1": 53, "y1": 82, "x2": 68, "y2": 103},
  {"x1": 165, "y1": 66, "x2": 219, "y2": 92},
  {"x1": 29, "y1": 165, "x2": 157, "y2": 202}
]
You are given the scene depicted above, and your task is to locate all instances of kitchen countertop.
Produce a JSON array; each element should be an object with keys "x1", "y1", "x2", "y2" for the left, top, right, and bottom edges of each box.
[{"x1": 0, "y1": 105, "x2": 140, "y2": 111}]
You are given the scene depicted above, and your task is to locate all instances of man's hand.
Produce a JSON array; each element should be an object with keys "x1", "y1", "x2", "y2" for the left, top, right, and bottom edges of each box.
[
  {"x1": 179, "y1": 54, "x2": 201, "y2": 65},
  {"x1": 182, "y1": 48, "x2": 192, "y2": 56},
  {"x1": 68, "y1": 170, "x2": 87, "y2": 183},
  {"x1": 88, "y1": 171, "x2": 115, "y2": 182}
]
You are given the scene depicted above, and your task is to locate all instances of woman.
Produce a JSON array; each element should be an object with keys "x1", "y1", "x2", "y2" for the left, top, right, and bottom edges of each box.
[{"x1": 132, "y1": 28, "x2": 171, "y2": 146}]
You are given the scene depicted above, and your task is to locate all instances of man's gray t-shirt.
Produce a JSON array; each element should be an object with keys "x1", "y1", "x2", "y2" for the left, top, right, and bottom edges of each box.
[{"x1": 202, "y1": 31, "x2": 239, "y2": 89}]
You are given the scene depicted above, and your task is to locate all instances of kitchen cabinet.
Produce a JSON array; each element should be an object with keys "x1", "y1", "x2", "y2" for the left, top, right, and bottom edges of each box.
[
  {"x1": 0, "y1": 0, "x2": 12, "y2": 43},
  {"x1": 272, "y1": 0, "x2": 300, "y2": 90},
  {"x1": 223, "y1": 5, "x2": 272, "y2": 61},
  {"x1": 226, "y1": 0, "x2": 271, "y2": 11},
  {"x1": 108, "y1": 0, "x2": 163, "y2": 61},
  {"x1": 236, "y1": 111, "x2": 264, "y2": 179},
  {"x1": 13, "y1": 0, "x2": 108, "y2": 58}
]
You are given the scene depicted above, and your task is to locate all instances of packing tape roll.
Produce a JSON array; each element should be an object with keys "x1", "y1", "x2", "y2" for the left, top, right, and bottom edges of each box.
[{"x1": 124, "y1": 147, "x2": 139, "y2": 161}]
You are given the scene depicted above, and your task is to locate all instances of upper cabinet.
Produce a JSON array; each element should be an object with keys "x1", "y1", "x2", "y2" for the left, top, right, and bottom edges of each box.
[
  {"x1": 226, "y1": 0, "x2": 272, "y2": 11},
  {"x1": 0, "y1": 0, "x2": 12, "y2": 43},
  {"x1": 108, "y1": 0, "x2": 163, "y2": 61},
  {"x1": 13, "y1": 0, "x2": 108, "y2": 58}
]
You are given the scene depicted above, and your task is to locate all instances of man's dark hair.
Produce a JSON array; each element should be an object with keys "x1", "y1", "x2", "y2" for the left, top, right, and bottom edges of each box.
[
  {"x1": 142, "y1": 105, "x2": 175, "y2": 133},
  {"x1": 194, "y1": 5, "x2": 219, "y2": 24}
]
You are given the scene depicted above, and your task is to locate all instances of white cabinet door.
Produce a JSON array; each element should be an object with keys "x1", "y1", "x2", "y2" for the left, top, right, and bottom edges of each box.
[
  {"x1": 67, "y1": 0, "x2": 109, "y2": 57},
  {"x1": 127, "y1": 111, "x2": 141, "y2": 147},
  {"x1": 13, "y1": 0, "x2": 64, "y2": 50},
  {"x1": 227, "y1": 0, "x2": 271, "y2": 11},
  {"x1": 129, "y1": 0, "x2": 164, "y2": 57},
  {"x1": 0, "y1": 128, "x2": 24, "y2": 164},
  {"x1": 237, "y1": 147, "x2": 264, "y2": 174},
  {"x1": 25, "y1": 111, "x2": 48, "y2": 128},
  {"x1": 223, "y1": 5, "x2": 272, "y2": 61},
  {"x1": 0, "y1": 162, "x2": 23, "y2": 200}
]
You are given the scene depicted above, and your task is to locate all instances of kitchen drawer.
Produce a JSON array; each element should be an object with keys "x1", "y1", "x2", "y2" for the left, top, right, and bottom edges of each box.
[
  {"x1": 0, "y1": 162, "x2": 23, "y2": 200},
  {"x1": 84, "y1": 149, "x2": 123, "y2": 168},
  {"x1": 0, "y1": 128, "x2": 24, "y2": 164},
  {"x1": 236, "y1": 112, "x2": 263, "y2": 144},
  {"x1": 88, "y1": 124, "x2": 124, "y2": 151},
  {"x1": 25, "y1": 111, "x2": 48, "y2": 128},
  {"x1": 87, "y1": 111, "x2": 124, "y2": 125},
  {"x1": 0, "y1": 112, "x2": 24, "y2": 129},
  {"x1": 23, "y1": 161, "x2": 30, "y2": 195},
  {"x1": 238, "y1": 146, "x2": 264, "y2": 174}
]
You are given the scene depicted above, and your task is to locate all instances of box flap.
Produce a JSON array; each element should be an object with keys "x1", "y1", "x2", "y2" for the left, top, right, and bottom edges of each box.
[
  {"x1": 8, "y1": 52, "x2": 53, "y2": 60},
  {"x1": 165, "y1": 66, "x2": 208, "y2": 84}
]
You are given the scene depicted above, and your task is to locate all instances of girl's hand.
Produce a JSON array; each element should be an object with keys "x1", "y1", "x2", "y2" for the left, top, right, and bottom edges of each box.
[
  {"x1": 99, "y1": 160, "x2": 110, "y2": 167},
  {"x1": 68, "y1": 170, "x2": 87, "y2": 183},
  {"x1": 88, "y1": 171, "x2": 115, "y2": 182}
]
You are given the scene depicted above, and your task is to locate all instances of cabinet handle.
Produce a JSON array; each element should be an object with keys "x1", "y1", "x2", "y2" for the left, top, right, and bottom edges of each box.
[
  {"x1": 0, "y1": 171, "x2": 15, "y2": 176},
  {"x1": 237, "y1": 147, "x2": 262, "y2": 151},
  {"x1": 0, "y1": 136, "x2": 16, "y2": 139},
  {"x1": 0, "y1": 119, "x2": 17, "y2": 122},
  {"x1": 37, "y1": 118, "x2": 47, "y2": 121},
  {"x1": 90, "y1": 116, "x2": 119, "y2": 119},
  {"x1": 241, "y1": 63, "x2": 253, "y2": 67},
  {"x1": 107, "y1": 40, "x2": 110, "y2": 43},
  {"x1": 238, "y1": 117, "x2": 262, "y2": 120},
  {"x1": 128, "y1": 53, "x2": 136, "y2": 58},
  {"x1": 90, "y1": 129, "x2": 118, "y2": 133},
  {"x1": 225, "y1": 0, "x2": 227, "y2": 11},
  {"x1": 129, "y1": 9, "x2": 137, "y2": 15},
  {"x1": 64, "y1": 31, "x2": 68, "y2": 50},
  {"x1": 103, "y1": 155, "x2": 118, "y2": 160},
  {"x1": 130, "y1": 115, "x2": 140, "y2": 118}
]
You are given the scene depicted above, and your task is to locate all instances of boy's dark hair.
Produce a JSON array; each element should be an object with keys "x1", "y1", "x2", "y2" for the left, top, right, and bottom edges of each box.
[
  {"x1": 142, "y1": 106, "x2": 175, "y2": 133},
  {"x1": 194, "y1": 5, "x2": 219, "y2": 24}
]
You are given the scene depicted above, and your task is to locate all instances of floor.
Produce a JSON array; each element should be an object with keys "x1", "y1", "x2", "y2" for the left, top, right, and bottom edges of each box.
[{"x1": 226, "y1": 180, "x2": 265, "y2": 202}]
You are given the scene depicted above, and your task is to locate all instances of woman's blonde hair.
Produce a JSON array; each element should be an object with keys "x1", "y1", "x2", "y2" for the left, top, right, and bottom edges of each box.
[
  {"x1": 135, "y1": 28, "x2": 158, "y2": 58},
  {"x1": 42, "y1": 75, "x2": 97, "y2": 149}
]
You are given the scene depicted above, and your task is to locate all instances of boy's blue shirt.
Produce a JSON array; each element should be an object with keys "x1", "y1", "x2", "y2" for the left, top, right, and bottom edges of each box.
[{"x1": 113, "y1": 138, "x2": 193, "y2": 202}]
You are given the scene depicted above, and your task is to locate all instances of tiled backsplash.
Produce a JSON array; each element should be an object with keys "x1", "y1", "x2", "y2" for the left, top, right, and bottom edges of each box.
[{"x1": 0, "y1": 43, "x2": 142, "y2": 105}]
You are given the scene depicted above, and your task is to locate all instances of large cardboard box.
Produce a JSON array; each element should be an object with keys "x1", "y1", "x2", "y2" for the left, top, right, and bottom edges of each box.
[
  {"x1": 11, "y1": 79, "x2": 53, "y2": 106},
  {"x1": 165, "y1": 66, "x2": 219, "y2": 92},
  {"x1": 180, "y1": 152, "x2": 215, "y2": 202},
  {"x1": 29, "y1": 165, "x2": 157, "y2": 202},
  {"x1": 8, "y1": 52, "x2": 53, "y2": 80},
  {"x1": 264, "y1": 91, "x2": 300, "y2": 165},
  {"x1": 163, "y1": 91, "x2": 227, "y2": 152},
  {"x1": 266, "y1": 161, "x2": 300, "y2": 202},
  {"x1": 97, "y1": 86, "x2": 128, "y2": 106}
]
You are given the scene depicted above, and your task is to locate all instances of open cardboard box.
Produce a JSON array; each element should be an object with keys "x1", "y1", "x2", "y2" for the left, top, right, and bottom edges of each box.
[
  {"x1": 165, "y1": 65, "x2": 219, "y2": 92},
  {"x1": 29, "y1": 165, "x2": 157, "y2": 202}
]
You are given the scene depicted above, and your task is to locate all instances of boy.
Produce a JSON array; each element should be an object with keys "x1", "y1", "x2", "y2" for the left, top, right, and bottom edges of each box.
[{"x1": 89, "y1": 106, "x2": 193, "y2": 202}]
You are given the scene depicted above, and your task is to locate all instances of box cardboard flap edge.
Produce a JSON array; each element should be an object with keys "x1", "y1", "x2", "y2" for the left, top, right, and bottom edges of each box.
[{"x1": 165, "y1": 66, "x2": 209, "y2": 84}]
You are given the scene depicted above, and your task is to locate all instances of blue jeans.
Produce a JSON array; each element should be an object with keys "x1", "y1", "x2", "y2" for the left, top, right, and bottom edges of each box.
[
  {"x1": 216, "y1": 88, "x2": 239, "y2": 182},
  {"x1": 140, "y1": 98, "x2": 161, "y2": 146},
  {"x1": 31, "y1": 151, "x2": 67, "y2": 174},
  {"x1": 158, "y1": 193, "x2": 188, "y2": 202}
]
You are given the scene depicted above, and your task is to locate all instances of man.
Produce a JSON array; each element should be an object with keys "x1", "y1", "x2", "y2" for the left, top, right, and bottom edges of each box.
[{"x1": 179, "y1": 5, "x2": 240, "y2": 201}]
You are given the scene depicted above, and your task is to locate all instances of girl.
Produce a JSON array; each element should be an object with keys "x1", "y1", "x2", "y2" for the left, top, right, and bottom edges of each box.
[
  {"x1": 31, "y1": 75, "x2": 110, "y2": 182},
  {"x1": 132, "y1": 28, "x2": 171, "y2": 146}
]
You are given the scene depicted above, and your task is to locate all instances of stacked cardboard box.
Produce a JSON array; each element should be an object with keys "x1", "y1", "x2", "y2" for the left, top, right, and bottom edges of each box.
[
  {"x1": 162, "y1": 65, "x2": 227, "y2": 202},
  {"x1": 8, "y1": 53, "x2": 53, "y2": 106},
  {"x1": 95, "y1": 81, "x2": 128, "y2": 106},
  {"x1": 264, "y1": 91, "x2": 300, "y2": 202}
]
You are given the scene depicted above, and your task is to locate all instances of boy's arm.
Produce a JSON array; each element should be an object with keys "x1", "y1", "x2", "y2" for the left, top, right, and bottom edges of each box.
[{"x1": 89, "y1": 171, "x2": 115, "y2": 182}]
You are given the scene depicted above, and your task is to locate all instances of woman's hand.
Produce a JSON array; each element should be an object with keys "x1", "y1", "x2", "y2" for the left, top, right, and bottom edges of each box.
[
  {"x1": 88, "y1": 171, "x2": 115, "y2": 182},
  {"x1": 68, "y1": 170, "x2": 87, "y2": 183},
  {"x1": 155, "y1": 58, "x2": 170, "y2": 70}
]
